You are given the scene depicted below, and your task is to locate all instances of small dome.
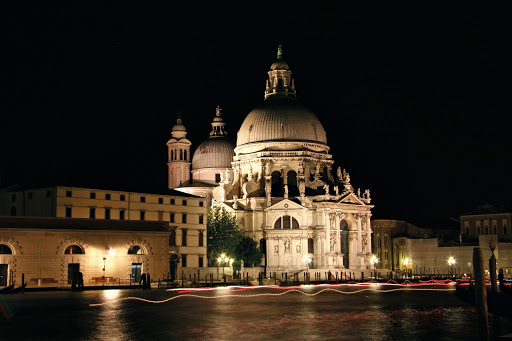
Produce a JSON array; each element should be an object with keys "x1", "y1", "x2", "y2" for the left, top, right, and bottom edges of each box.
[
  {"x1": 270, "y1": 59, "x2": 289, "y2": 70},
  {"x1": 192, "y1": 138, "x2": 235, "y2": 170},
  {"x1": 172, "y1": 123, "x2": 186, "y2": 132},
  {"x1": 237, "y1": 96, "x2": 327, "y2": 147}
]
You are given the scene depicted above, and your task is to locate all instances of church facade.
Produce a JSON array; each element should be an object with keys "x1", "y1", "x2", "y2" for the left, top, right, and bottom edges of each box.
[{"x1": 170, "y1": 47, "x2": 374, "y2": 272}]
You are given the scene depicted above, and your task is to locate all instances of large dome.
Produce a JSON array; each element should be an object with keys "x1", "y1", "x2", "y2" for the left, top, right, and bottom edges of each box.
[
  {"x1": 236, "y1": 96, "x2": 328, "y2": 147},
  {"x1": 192, "y1": 138, "x2": 235, "y2": 170}
]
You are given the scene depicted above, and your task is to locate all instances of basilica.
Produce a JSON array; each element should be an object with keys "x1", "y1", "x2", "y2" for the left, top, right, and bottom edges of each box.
[{"x1": 168, "y1": 47, "x2": 374, "y2": 272}]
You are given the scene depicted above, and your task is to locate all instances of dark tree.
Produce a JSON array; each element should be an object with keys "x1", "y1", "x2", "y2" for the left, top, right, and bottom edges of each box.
[
  {"x1": 207, "y1": 206, "x2": 242, "y2": 266},
  {"x1": 235, "y1": 234, "x2": 263, "y2": 267}
]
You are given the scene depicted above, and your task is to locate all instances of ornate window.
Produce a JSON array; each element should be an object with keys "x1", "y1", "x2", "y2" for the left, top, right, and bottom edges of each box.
[
  {"x1": 128, "y1": 245, "x2": 145, "y2": 255},
  {"x1": 199, "y1": 231, "x2": 204, "y2": 247},
  {"x1": 0, "y1": 244, "x2": 13, "y2": 254},
  {"x1": 169, "y1": 228, "x2": 176, "y2": 246},
  {"x1": 274, "y1": 215, "x2": 299, "y2": 229},
  {"x1": 64, "y1": 245, "x2": 84, "y2": 255}
]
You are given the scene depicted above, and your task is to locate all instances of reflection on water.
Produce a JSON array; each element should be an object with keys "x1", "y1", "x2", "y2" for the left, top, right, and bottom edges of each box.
[{"x1": 88, "y1": 290, "x2": 130, "y2": 341}]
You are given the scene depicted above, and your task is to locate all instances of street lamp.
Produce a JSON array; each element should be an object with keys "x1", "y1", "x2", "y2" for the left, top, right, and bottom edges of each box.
[
  {"x1": 404, "y1": 258, "x2": 412, "y2": 278},
  {"x1": 370, "y1": 255, "x2": 379, "y2": 279},
  {"x1": 303, "y1": 255, "x2": 312, "y2": 283},
  {"x1": 448, "y1": 256, "x2": 456, "y2": 278}
]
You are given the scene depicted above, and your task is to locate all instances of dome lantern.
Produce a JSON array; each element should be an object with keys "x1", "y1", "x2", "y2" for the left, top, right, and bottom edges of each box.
[{"x1": 265, "y1": 45, "x2": 296, "y2": 100}]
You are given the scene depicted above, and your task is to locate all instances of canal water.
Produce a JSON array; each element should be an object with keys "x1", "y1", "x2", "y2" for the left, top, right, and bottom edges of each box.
[{"x1": 1, "y1": 284, "x2": 512, "y2": 340}]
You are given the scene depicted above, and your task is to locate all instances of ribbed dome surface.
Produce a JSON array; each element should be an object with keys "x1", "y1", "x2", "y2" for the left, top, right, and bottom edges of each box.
[
  {"x1": 237, "y1": 96, "x2": 327, "y2": 147},
  {"x1": 192, "y1": 138, "x2": 235, "y2": 170}
]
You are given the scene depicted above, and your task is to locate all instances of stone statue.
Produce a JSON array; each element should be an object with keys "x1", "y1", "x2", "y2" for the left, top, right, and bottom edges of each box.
[
  {"x1": 334, "y1": 186, "x2": 339, "y2": 196},
  {"x1": 299, "y1": 180, "x2": 305, "y2": 197},
  {"x1": 357, "y1": 188, "x2": 361, "y2": 198},
  {"x1": 265, "y1": 161, "x2": 271, "y2": 175},
  {"x1": 330, "y1": 238, "x2": 335, "y2": 252},
  {"x1": 274, "y1": 245, "x2": 278, "y2": 254},
  {"x1": 298, "y1": 163, "x2": 304, "y2": 176},
  {"x1": 215, "y1": 105, "x2": 222, "y2": 116},
  {"x1": 323, "y1": 184, "x2": 329, "y2": 195},
  {"x1": 242, "y1": 182, "x2": 248, "y2": 199},
  {"x1": 232, "y1": 195, "x2": 238, "y2": 209},
  {"x1": 365, "y1": 189, "x2": 370, "y2": 200},
  {"x1": 285, "y1": 240, "x2": 290, "y2": 253},
  {"x1": 337, "y1": 167, "x2": 342, "y2": 179},
  {"x1": 265, "y1": 178, "x2": 271, "y2": 197},
  {"x1": 232, "y1": 168, "x2": 239, "y2": 185},
  {"x1": 315, "y1": 164, "x2": 321, "y2": 175},
  {"x1": 225, "y1": 169, "x2": 230, "y2": 182},
  {"x1": 296, "y1": 245, "x2": 301, "y2": 253},
  {"x1": 284, "y1": 185, "x2": 289, "y2": 198},
  {"x1": 247, "y1": 165, "x2": 253, "y2": 182},
  {"x1": 219, "y1": 171, "x2": 224, "y2": 182}
]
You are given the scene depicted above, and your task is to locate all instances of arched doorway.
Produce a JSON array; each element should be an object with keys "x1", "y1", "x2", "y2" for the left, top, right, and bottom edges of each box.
[
  {"x1": 340, "y1": 220, "x2": 349, "y2": 268},
  {"x1": 271, "y1": 171, "x2": 283, "y2": 196},
  {"x1": 287, "y1": 171, "x2": 299, "y2": 196},
  {"x1": 260, "y1": 239, "x2": 267, "y2": 277}
]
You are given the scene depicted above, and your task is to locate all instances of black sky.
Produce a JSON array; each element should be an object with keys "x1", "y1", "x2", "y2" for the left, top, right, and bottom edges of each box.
[{"x1": 2, "y1": 3, "x2": 511, "y2": 228}]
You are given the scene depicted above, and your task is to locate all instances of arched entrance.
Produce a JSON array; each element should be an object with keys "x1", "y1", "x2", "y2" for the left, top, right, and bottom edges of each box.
[
  {"x1": 271, "y1": 171, "x2": 283, "y2": 196},
  {"x1": 287, "y1": 171, "x2": 299, "y2": 196},
  {"x1": 340, "y1": 220, "x2": 349, "y2": 268}
]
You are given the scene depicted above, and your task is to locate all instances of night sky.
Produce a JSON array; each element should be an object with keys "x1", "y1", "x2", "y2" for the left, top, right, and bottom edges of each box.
[{"x1": 2, "y1": 3, "x2": 511, "y2": 228}]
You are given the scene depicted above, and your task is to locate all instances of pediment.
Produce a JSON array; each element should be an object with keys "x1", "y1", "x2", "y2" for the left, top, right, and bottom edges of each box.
[
  {"x1": 265, "y1": 198, "x2": 304, "y2": 211},
  {"x1": 338, "y1": 192, "x2": 366, "y2": 205}
]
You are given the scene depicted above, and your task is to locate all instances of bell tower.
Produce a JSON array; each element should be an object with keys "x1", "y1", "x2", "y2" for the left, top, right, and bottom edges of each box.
[{"x1": 167, "y1": 114, "x2": 192, "y2": 189}]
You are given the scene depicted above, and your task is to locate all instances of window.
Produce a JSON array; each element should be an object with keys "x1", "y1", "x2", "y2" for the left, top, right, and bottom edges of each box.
[
  {"x1": 182, "y1": 229, "x2": 187, "y2": 246},
  {"x1": 90, "y1": 192, "x2": 96, "y2": 199},
  {"x1": 199, "y1": 256, "x2": 204, "y2": 268},
  {"x1": 376, "y1": 235, "x2": 381, "y2": 253},
  {"x1": 171, "y1": 199, "x2": 175, "y2": 205},
  {"x1": 105, "y1": 193, "x2": 111, "y2": 200},
  {"x1": 215, "y1": 173, "x2": 221, "y2": 183},
  {"x1": 10, "y1": 207, "x2": 16, "y2": 216},
  {"x1": 477, "y1": 227, "x2": 481, "y2": 235},
  {"x1": 66, "y1": 191, "x2": 72, "y2": 197},
  {"x1": 274, "y1": 215, "x2": 299, "y2": 229},
  {"x1": 170, "y1": 213, "x2": 175, "y2": 223},
  {"x1": 11, "y1": 193, "x2": 16, "y2": 201},
  {"x1": 46, "y1": 190, "x2": 51, "y2": 198},
  {"x1": 384, "y1": 235, "x2": 389, "y2": 250},
  {"x1": 128, "y1": 245, "x2": 145, "y2": 255},
  {"x1": 181, "y1": 254, "x2": 187, "y2": 267},
  {"x1": 465, "y1": 227, "x2": 469, "y2": 235},
  {"x1": 494, "y1": 225, "x2": 497, "y2": 234},
  {"x1": 28, "y1": 192, "x2": 33, "y2": 199},
  {"x1": 0, "y1": 244, "x2": 12, "y2": 254},
  {"x1": 66, "y1": 207, "x2": 72, "y2": 218},
  {"x1": 140, "y1": 211, "x2": 145, "y2": 221},
  {"x1": 141, "y1": 196, "x2": 146, "y2": 203},
  {"x1": 183, "y1": 200, "x2": 187, "y2": 206},
  {"x1": 182, "y1": 214, "x2": 187, "y2": 224},
  {"x1": 505, "y1": 225, "x2": 508, "y2": 235},
  {"x1": 89, "y1": 208, "x2": 96, "y2": 219},
  {"x1": 120, "y1": 210, "x2": 125, "y2": 220},
  {"x1": 169, "y1": 229, "x2": 176, "y2": 246},
  {"x1": 199, "y1": 231, "x2": 204, "y2": 247},
  {"x1": 485, "y1": 226, "x2": 489, "y2": 235},
  {"x1": 199, "y1": 201, "x2": 204, "y2": 207},
  {"x1": 120, "y1": 195, "x2": 126, "y2": 201},
  {"x1": 308, "y1": 238, "x2": 314, "y2": 253},
  {"x1": 199, "y1": 215, "x2": 204, "y2": 224},
  {"x1": 158, "y1": 198, "x2": 163, "y2": 204},
  {"x1": 64, "y1": 245, "x2": 83, "y2": 254},
  {"x1": 105, "y1": 208, "x2": 111, "y2": 220},
  {"x1": 158, "y1": 212, "x2": 163, "y2": 221}
]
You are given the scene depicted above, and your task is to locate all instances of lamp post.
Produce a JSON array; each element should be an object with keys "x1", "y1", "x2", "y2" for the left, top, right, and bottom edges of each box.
[
  {"x1": 448, "y1": 256, "x2": 456, "y2": 278},
  {"x1": 489, "y1": 238, "x2": 497, "y2": 294},
  {"x1": 370, "y1": 255, "x2": 379, "y2": 279},
  {"x1": 302, "y1": 255, "x2": 312, "y2": 283}
]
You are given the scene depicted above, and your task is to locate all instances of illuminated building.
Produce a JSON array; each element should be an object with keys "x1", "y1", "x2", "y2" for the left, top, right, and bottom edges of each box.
[
  {"x1": 0, "y1": 216, "x2": 169, "y2": 288},
  {"x1": 0, "y1": 185, "x2": 207, "y2": 280},
  {"x1": 205, "y1": 47, "x2": 374, "y2": 272}
]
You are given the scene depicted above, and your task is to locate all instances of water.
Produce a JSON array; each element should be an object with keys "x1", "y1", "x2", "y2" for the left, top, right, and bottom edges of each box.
[{"x1": 1, "y1": 284, "x2": 512, "y2": 340}]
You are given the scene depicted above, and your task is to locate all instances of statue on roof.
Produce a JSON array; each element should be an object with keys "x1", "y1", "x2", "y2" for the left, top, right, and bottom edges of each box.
[{"x1": 215, "y1": 105, "x2": 222, "y2": 116}]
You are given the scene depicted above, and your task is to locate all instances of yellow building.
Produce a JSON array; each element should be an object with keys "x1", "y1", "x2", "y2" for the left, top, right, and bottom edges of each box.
[
  {"x1": 0, "y1": 185, "x2": 207, "y2": 279},
  {"x1": 0, "y1": 216, "x2": 170, "y2": 288}
]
